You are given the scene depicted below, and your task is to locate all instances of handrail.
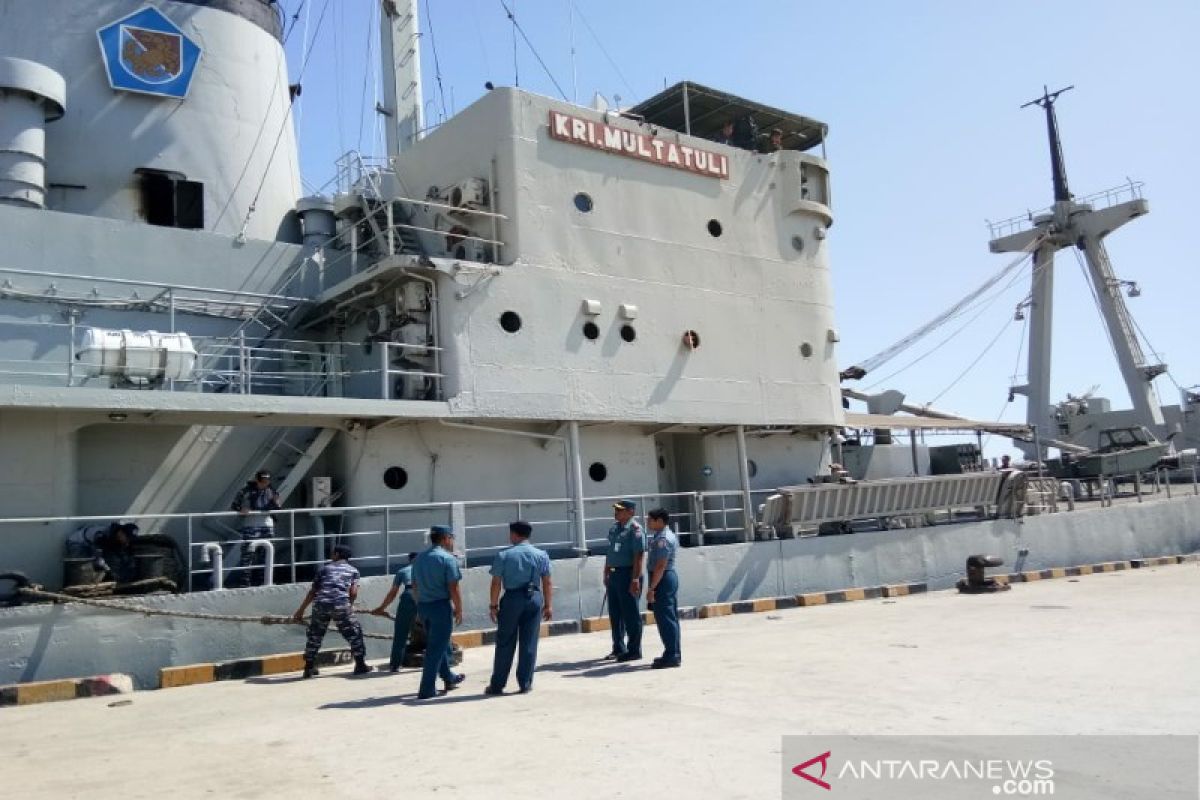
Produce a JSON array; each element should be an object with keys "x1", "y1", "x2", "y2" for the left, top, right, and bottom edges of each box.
[
  {"x1": 987, "y1": 180, "x2": 1145, "y2": 240},
  {"x1": 0, "y1": 266, "x2": 307, "y2": 303},
  {"x1": 4, "y1": 470, "x2": 1191, "y2": 592}
]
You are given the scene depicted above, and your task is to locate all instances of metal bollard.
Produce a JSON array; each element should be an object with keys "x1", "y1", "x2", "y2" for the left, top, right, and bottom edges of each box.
[{"x1": 956, "y1": 554, "x2": 1011, "y2": 594}]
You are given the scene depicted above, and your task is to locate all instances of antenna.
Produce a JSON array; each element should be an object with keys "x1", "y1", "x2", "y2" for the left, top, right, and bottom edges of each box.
[
  {"x1": 567, "y1": 0, "x2": 578, "y2": 104},
  {"x1": 508, "y1": 0, "x2": 519, "y2": 87},
  {"x1": 1020, "y1": 84, "x2": 1074, "y2": 203}
]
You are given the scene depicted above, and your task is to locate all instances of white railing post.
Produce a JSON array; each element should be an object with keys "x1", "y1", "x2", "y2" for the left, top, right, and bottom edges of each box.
[
  {"x1": 380, "y1": 341, "x2": 390, "y2": 399},
  {"x1": 567, "y1": 421, "x2": 588, "y2": 553},
  {"x1": 735, "y1": 425, "x2": 755, "y2": 542},
  {"x1": 451, "y1": 502, "x2": 467, "y2": 562},
  {"x1": 692, "y1": 492, "x2": 706, "y2": 546}
]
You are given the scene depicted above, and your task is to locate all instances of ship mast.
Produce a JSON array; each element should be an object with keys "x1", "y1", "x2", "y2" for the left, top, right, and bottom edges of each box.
[
  {"x1": 1023, "y1": 85, "x2": 1073, "y2": 203},
  {"x1": 379, "y1": 0, "x2": 424, "y2": 160},
  {"x1": 990, "y1": 86, "x2": 1164, "y2": 457}
]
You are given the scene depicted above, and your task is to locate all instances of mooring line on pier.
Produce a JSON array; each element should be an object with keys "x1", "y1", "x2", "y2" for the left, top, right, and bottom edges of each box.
[{"x1": 15, "y1": 585, "x2": 397, "y2": 640}]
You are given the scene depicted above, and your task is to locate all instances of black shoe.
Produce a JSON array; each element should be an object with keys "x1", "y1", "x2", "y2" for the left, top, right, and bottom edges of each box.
[
  {"x1": 302, "y1": 664, "x2": 319, "y2": 679},
  {"x1": 650, "y1": 659, "x2": 681, "y2": 669},
  {"x1": 603, "y1": 651, "x2": 620, "y2": 660},
  {"x1": 416, "y1": 692, "x2": 437, "y2": 700},
  {"x1": 443, "y1": 673, "x2": 466, "y2": 691},
  {"x1": 518, "y1": 685, "x2": 532, "y2": 694},
  {"x1": 388, "y1": 665, "x2": 400, "y2": 674},
  {"x1": 616, "y1": 652, "x2": 642, "y2": 663},
  {"x1": 353, "y1": 660, "x2": 373, "y2": 675},
  {"x1": 484, "y1": 685, "x2": 504, "y2": 696}
]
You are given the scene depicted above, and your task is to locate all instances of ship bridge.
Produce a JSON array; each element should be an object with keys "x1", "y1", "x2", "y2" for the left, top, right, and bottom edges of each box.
[{"x1": 628, "y1": 81, "x2": 828, "y2": 154}]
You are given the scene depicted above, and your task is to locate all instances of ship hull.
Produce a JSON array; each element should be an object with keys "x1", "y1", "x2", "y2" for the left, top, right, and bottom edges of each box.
[{"x1": 3, "y1": 494, "x2": 1197, "y2": 689}]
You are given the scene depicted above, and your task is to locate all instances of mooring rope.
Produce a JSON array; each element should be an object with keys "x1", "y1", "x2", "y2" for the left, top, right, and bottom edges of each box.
[{"x1": 16, "y1": 586, "x2": 397, "y2": 640}]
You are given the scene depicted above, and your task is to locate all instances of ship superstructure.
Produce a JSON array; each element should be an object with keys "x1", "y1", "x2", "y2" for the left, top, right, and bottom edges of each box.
[{"x1": 0, "y1": 0, "x2": 841, "y2": 587}]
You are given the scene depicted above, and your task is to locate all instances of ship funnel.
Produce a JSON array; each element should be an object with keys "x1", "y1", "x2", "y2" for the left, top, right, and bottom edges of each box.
[{"x1": 0, "y1": 57, "x2": 65, "y2": 209}]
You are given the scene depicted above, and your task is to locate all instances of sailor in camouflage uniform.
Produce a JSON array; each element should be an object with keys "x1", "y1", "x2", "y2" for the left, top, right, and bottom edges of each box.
[
  {"x1": 229, "y1": 470, "x2": 280, "y2": 587},
  {"x1": 293, "y1": 544, "x2": 372, "y2": 677}
]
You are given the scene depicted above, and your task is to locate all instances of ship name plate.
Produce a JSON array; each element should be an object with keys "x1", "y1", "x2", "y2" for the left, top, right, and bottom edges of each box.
[{"x1": 549, "y1": 110, "x2": 729, "y2": 180}]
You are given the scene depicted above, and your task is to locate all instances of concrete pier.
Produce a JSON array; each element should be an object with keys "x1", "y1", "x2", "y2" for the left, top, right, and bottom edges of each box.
[{"x1": 3, "y1": 563, "x2": 1198, "y2": 799}]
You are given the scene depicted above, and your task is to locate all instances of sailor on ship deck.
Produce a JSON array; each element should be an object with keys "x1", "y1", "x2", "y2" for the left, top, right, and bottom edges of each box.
[{"x1": 229, "y1": 470, "x2": 279, "y2": 588}]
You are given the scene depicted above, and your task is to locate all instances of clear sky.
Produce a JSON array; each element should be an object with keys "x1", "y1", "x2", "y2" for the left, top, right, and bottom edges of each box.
[{"x1": 281, "y1": 0, "x2": 1200, "y2": 452}]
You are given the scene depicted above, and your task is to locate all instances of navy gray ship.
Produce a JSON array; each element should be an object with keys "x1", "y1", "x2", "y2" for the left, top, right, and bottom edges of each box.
[{"x1": 0, "y1": 0, "x2": 1195, "y2": 688}]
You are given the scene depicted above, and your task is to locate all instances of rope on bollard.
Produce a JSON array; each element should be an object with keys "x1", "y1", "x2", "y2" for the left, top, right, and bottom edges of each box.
[{"x1": 16, "y1": 586, "x2": 396, "y2": 640}]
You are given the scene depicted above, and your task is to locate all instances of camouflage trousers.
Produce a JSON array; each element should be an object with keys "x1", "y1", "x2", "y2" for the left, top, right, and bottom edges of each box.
[{"x1": 304, "y1": 603, "x2": 366, "y2": 663}]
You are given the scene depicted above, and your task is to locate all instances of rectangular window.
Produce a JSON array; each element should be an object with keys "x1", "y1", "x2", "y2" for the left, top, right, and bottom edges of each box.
[{"x1": 137, "y1": 169, "x2": 204, "y2": 229}]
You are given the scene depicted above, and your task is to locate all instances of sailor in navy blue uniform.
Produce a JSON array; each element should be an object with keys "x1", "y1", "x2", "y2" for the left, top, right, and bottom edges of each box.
[
  {"x1": 605, "y1": 499, "x2": 645, "y2": 662},
  {"x1": 646, "y1": 508, "x2": 681, "y2": 668},
  {"x1": 411, "y1": 526, "x2": 465, "y2": 699},
  {"x1": 484, "y1": 521, "x2": 552, "y2": 695},
  {"x1": 371, "y1": 552, "x2": 419, "y2": 672},
  {"x1": 292, "y1": 544, "x2": 372, "y2": 677}
]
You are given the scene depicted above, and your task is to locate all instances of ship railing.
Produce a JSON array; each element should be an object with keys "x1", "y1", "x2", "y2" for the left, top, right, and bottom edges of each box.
[
  {"x1": 0, "y1": 489, "x2": 746, "y2": 592},
  {"x1": 987, "y1": 179, "x2": 1146, "y2": 240},
  {"x1": 334, "y1": 151, "x2": 393, "y2": 199},
  {"x1": 1, "y1": 470, "x2": 1194, "y2": 593},
  {"x1": 324, "y1": 150, "x2": 508, "y2": 276},
  {"x1": 0, "y1": 319, "x2": 449, "y2": 401}
]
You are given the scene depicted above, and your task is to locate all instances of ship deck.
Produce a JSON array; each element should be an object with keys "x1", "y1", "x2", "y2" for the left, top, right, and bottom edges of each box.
[{"x1": 4, "y1": 563, "x2": 1198, "y2": 799}]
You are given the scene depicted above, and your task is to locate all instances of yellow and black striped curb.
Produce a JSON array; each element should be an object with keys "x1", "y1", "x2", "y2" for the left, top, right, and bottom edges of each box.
[
  {"x1": 983, "y1": 555, "x2": 1192, "y2": 586},
  {"x1": 579, "y1": 582, "x2": 927, "y2": 629},
  {"x1": 161, "y1": 649, "x2": 355, "y2": 689},
  {"x1": 451, "y1": 619, "x2": 580, "y2": 648},
  {"x1": 0, "y1": 673, "x2": 132, "y2": 707}
]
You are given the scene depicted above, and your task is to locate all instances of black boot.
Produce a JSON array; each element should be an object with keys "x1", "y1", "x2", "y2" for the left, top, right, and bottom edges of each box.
[
  {"x1": 302, "y1": 661, "x2": 319, "y2": 679},
  {"x1": 353, "y1": 658, "x2": 373, "y2": 675}
]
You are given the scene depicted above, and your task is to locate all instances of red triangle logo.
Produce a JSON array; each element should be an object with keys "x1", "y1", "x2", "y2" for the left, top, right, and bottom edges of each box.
[{"x1": 791, "y1": 751, "x2": 832, "y2": 791}]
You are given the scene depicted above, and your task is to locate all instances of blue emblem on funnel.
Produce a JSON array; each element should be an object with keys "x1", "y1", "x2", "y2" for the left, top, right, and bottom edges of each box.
[{"x1": 97, "y1": 6, "x2": 201, "y2": 99}]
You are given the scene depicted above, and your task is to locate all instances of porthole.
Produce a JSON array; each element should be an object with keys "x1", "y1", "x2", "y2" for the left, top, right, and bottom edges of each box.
[
  {"x1": 574, "y1": 192, "x2": 594, "y2": 213},
  {"x1": 682, "y1": 330, "x2": 701, "y2": 350},
  {"x1": 588, "y1": 462, "x2": 608, "y2": 482},
  {"x1": 620, "y1": 324, "x2": 637, "y2": 343},
  {"x1": 747, "y1": 459, "x2": 759, "y2": 478},
  {"x1": 383, "y1": 466, "x2": 409, "y2": 490},
  {"x1": 791, "y1": 234, "x2": 804, "y2": 253},
  {"x1": 707, "y1": 219, "x2": 723, "y2": 238},
  {"x1": 800, "y1": 342, "x2": 814, "y2": 358},
  {"x1": 582, "y1": 321, "x2": 600, "y2": 340},
  {"x1": 499, "y1": 311, "x2": 522, "y2": 333}
]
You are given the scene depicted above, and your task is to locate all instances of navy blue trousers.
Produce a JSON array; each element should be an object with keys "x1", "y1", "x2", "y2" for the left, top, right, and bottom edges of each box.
[
  {"x1": 417, "y1": 599, "x2": 456, "y2": 697},
  {"x1": 652, "y1": 569, "x2": 681, "y2": 663},
  {"x1": 489, "y1": 589, "x2": 544, "y2": 691},
  {"x1": 607, "y1": 566, "x2": 642, "y2": 657},
  {"x1": 388, "y1": 592, "x2": 417, "y2": 670}
]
